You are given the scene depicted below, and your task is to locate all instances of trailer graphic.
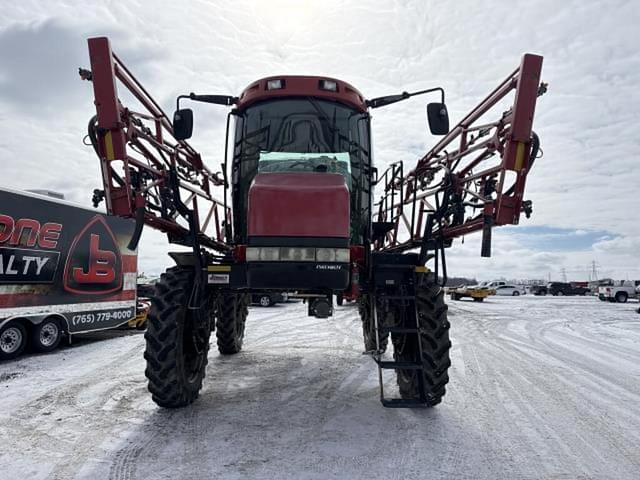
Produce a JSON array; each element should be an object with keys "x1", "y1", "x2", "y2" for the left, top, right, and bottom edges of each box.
[{"x1": 0, "y1": 187, "x2": 137, "y2": 360}]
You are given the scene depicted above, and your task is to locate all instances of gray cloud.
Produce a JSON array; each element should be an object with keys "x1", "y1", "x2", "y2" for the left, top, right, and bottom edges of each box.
[{"x1": 0, "y1": 19, "x2": 87, "y2": 107}]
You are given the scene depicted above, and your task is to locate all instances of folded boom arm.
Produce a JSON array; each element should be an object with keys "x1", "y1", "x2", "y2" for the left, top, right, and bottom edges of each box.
[
  {"x1": 82, "y1": 37, "x2": 231, "y2": 252},
  {"x1": 374, "y1": 53, "x2": 545, "y2": 259}
]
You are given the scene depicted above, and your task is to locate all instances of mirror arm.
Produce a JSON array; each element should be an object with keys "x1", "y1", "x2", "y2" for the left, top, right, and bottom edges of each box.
[
  {"x1": 366, "y1": 87, "x2": 445, "y2": 109},
  {"x1": 177, "y1": 93, "x2": 238, "y2": 111}
]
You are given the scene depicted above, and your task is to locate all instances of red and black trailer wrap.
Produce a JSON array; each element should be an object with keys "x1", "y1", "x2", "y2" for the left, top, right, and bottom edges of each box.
[{"x1": 0, "y1": 187, "x2": 138, "y2": 335}]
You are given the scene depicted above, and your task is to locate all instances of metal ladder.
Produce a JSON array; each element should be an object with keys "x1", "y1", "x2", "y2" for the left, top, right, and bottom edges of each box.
[{"x1": 371, "y1": 289, "x2": 429, "y2": 408}]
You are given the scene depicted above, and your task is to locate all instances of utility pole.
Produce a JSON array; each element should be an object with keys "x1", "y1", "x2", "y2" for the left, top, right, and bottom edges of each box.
[
  {"x1": 590, "y1": 260, "x2": 599, "y2": 281},
  {"x1": 561, "y1": 267, "x2": 567, "y2": 282}
]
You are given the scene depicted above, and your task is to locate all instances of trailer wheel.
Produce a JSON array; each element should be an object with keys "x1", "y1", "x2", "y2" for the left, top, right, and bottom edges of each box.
[
  {"x1": 31, "y1": 317, "x2": 62, "y2": 353},
  {"x1": 216, "y1": 292, "x2": 249, "y2": 354},
  {"x1": 359, "y1": 294, "x2": 388, "y2": 353},
  {"x1": 144, "y1": 267, "x2": 211, "y2": 408},
  {"x1": 0, "y1": 320, "x2": 28, "y2": 360},
  {"x1": 392, "y1": 282, "x2": 451, "y2": 406}
]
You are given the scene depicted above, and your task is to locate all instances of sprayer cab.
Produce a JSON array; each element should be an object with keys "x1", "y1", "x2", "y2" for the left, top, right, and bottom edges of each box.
[{"x1": 170, "y1": 75, "x2": 450, "y2": 314}]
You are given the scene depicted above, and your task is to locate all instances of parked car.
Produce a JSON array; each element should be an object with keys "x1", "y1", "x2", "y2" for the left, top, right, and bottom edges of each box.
[
  {"x1": 530, "y1": 284, "x2": 548, "y2": 295},
  {"x1": 251, "y1": 292, "x2": 287, "y2": 307},
  {"x1": 547, "y1": 282, "x2": 589, "y2": 296},
  {"x1": 495, "y1": 285, "x2": 522, "y2": 296}
]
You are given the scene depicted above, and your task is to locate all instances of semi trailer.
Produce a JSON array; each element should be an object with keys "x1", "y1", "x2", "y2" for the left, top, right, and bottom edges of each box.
[{"x1": 0, "y1": 187, "x2": 137, "y2": 360}]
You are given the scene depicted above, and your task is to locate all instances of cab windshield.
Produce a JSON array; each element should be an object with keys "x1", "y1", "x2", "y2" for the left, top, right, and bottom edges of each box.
[
  {"x1": 231, "y1": 98, "x2": 371, "y2": 243},
  {"x1": 257, "y1": 151, "x2": 352, "y2": 189}
]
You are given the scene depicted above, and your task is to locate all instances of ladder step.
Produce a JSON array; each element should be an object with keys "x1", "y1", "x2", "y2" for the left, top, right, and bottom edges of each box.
[
  {"x1": 376, "y1": 360, "x2": 423, "y2": 370},
  {"x1": 381, "y1": 398, "x2": 429, "y2": 408},
  {"x1": 380, "y1": 326, "x2": 419, "y2": 334}
]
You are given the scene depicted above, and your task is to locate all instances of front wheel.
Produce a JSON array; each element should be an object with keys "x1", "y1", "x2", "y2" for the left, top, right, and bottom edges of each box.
[
  {"x1": 393, "y1": 282, "x2": 451, "y2": 406},
  {"x1": 144, "y1": 267, "x2": 211, "y2": 408},
  {"x1": 31, "y1": 317, "x2": 62, "y2": 353},
  {"x1": 216, "y1": 292, "x2": 250, "y2": 354},
  {"x1": 512, "y1": 291, "x2": 520, "y2": 296},
  {"x1": 0, "y1": 321, "x2": 28, "y2": 360}
]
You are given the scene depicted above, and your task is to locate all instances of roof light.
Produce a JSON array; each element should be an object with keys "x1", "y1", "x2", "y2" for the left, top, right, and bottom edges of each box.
[
  {"x1": 266, "y1": 79, "x2": 284, "y2": 90},
  {"x1": 319, "y1": 79, "x2": 338, "y2": 92}
]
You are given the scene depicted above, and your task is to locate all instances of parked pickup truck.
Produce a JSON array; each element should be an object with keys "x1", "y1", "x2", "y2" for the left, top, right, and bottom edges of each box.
[
  {"x1": 547, "y1": 282, "x2": 590, "y2": 296},
  {"x1": 598, "y1": 281, "x2": 640, "y2": 303}
]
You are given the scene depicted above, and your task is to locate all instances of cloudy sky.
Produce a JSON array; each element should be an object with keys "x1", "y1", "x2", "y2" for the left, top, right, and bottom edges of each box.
[{"x1": 1, "y1": 0, "x2": 638, "y2": 281}]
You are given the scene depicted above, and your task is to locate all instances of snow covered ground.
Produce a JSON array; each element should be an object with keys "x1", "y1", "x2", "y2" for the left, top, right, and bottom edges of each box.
[{"x1": 1, "y1": 295, "x2": 639, "y2": 479}]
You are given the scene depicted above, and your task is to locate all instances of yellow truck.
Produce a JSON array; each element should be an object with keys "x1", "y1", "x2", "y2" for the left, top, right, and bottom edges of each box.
[{"x1": 449, "y1": 285, "x2": 495, "y2": 302}]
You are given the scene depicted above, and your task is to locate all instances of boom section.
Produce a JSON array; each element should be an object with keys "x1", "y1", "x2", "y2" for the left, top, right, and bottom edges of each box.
[
  {"x1": 374, "y1": 53, "x2": 545, "y2": 257},
  {"x1": 82, "y1": 36, "x2": 230, "y2": 252}
]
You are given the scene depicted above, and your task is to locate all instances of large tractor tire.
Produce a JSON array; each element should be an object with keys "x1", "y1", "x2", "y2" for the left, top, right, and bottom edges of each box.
[
  {"x1": 359, "y1": 294, "x2": 389, "y2": 353},
  {"x1": 392, "y1": 282, "x2": 451, "y2": 406},
  {"x1": 216, "y1": 292, "x2": 250, "y2": 355},
  {"x1": 144, "y1": 267, "x2": 211, "y2": 408}
]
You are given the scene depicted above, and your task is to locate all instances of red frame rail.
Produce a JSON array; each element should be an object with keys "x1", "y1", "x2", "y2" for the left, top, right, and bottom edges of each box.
[
  {"x1": 375, "y1": 53, "x2": 544, "y2": 253},
  {"x1": 84, "y1": 36, "x2": 230, "y2": 251}
]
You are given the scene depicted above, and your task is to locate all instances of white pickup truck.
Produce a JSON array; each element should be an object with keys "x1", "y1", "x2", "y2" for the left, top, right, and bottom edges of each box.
[{"x1": 598, "y1": 281, "x2": 640, "y2": 303}]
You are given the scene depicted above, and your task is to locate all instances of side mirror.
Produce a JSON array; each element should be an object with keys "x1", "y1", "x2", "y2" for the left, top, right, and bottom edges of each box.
[
  {"x1": 173, "y1": 108, "x2": 193, "y2": 140},
  {"x1": 427, "y1": 102, "x2": 449, "y2": 135}
]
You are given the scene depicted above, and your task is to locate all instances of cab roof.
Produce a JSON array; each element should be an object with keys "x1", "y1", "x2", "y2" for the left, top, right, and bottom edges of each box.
[{"x1": 236, "y1": 76, "x2": 367, "y2": 113}]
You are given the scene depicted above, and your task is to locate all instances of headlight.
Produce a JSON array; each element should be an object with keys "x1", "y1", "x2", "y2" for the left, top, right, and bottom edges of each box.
[
  {"x1": 316, "y1": 248, "x2": 336, "y2": 262},
  {"x1": 334, "y1": 248, "x2": 350, "y2": 262},
  {"x1": 246, "y1": 247, "x2": 260, "y2": 262},
  {"x1": 260, "y1": 247, "x2": 280, "y2": 261},
  {"x1": 280, "y1": 247, "x2": 315, "y2": 261},
  {"x1": 246, "y1": 246, "x2": 350, "y2": 262}
]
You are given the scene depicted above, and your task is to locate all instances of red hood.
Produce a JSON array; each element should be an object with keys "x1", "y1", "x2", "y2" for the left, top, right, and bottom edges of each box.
[{"x1": 247, "y1": 173, "x2": 350, "y2": 238}]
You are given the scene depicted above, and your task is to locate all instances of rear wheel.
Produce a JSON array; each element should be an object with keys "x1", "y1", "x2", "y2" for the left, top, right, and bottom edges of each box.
[
  {"x1": 615, "y1": 292, "x2": 628, "y2": 303},
  {"x1": 473, "y1": 297, "x2": 483, "y2": 302},
  {"x1": 216, "y1": 292, "x2": 250, "y2": 354},
  {"x1": 144, "y1": 267, "x2": 211, "y2": 408},
  {"x1": 392, "y1": 282, "x2": 451, "y2": 406},
  {"x1": 336, "y1": 294, "x2": 344, "y2": 306},
  {"x1": 556, "y1": 291, "x2": 564, "y2": 296},
  {"x1": 359, "y1": 294, "x2": 388, "y2": 353},
  {"x1": 258, "y1": 295, "x2": 272, "y2": 307},
  {"x1": 513, "y1": 290, "x2": 520, "y2": 296},
  {"x1": 31, "y1": 317, "x2": 62, "y2": 353},
  {"x1": 0, "y1": 321, "x2": 28, "y2": 360}
]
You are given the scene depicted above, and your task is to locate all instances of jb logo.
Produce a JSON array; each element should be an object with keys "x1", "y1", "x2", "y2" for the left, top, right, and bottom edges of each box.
[
  {"x1": 63, "y1": 216, "x2": 123, "y2": 295},
  {"x1": 72, "y1": 234, "x2": 116, "y2": 284}
]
